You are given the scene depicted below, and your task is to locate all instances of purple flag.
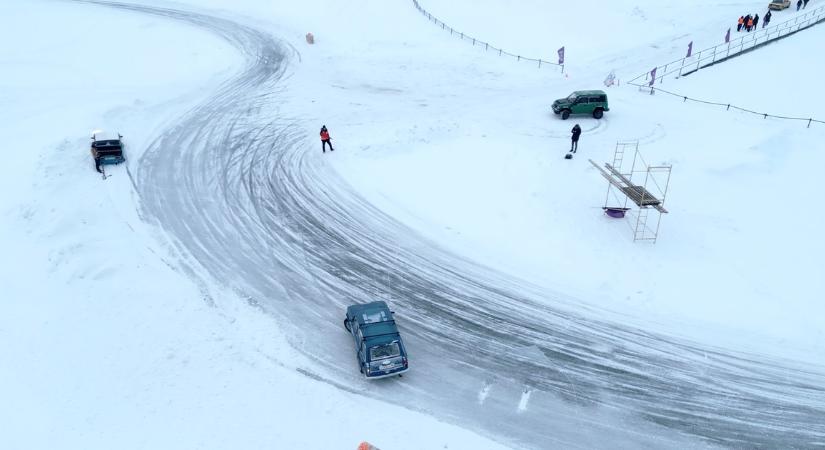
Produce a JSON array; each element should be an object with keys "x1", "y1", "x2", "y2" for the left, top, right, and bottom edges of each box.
[
  {"x1": 725, "y1": 28, "x2": 731, "y2": 43},
  {"x1": 648, "y1": 67, "x2": 657, "y2": 87},
  {"x1": 686, "y1": 41, "x2": 693, "y2": 57},
  {"x1": 557, "y1": 46, "x2": 565, "y2": 65}
]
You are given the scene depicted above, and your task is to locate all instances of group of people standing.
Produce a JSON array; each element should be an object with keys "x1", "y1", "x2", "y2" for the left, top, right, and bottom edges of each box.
[
  {"x1": 738, "y1": 0, "x2": 814, "y2": 31},
  {"x1": 737, "y1": 12, "x2": 767, "y2": 32}
]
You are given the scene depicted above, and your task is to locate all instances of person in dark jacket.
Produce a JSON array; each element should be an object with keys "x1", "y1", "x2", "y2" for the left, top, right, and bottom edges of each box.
[
  {"x1": 570, "y1": 124, "x2": 582, "y2": 153},
  {"x1": 94, "y1": 157, "x2": 102, "y2": 173},
  {"x1": 797, "y1": 0, "x2": 802, "y2": 11},
  {"x1": 737, "y1": 15, "x2": 744, "y2": 32},
  {"x1": 763, "y1": 10, "x2": 772, "y2": 28},
  {"x1": 320, "y1": 125, "x2": 334, "y2": 153},
  {"x1": 753, "y1": 14, "x2": 759, "y2": 29}
]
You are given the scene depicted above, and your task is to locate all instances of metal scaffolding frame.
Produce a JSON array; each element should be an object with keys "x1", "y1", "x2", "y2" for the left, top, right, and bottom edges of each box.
[{"x1": 589, "y1": 142, "x2": 672, "y2": 243}]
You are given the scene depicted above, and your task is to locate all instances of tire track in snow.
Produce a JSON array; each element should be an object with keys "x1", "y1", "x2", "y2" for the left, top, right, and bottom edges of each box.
[{"x1": 72, "y1": 1, "x2": 825, "y2": 448}]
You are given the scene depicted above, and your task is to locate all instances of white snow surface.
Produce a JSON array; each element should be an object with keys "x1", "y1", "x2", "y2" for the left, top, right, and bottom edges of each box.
[{"x1": 1, "y1": 0, "x2": 824, "y2": 449}]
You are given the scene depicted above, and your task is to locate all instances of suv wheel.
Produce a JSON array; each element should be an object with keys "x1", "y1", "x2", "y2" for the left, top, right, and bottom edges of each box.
[
  {"x1": 561, "y1": 110, "x2": 571, "y2": 120},
  {"x1": 343, "y1": 318, "x2": 351, "y2": 332},
  {"x1": 593, "y1": 108, "x2": 604, "y2": 119}
]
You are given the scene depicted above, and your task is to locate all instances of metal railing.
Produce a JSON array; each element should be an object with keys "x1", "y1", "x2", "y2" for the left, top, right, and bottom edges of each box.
[
  {"x1": 629, "y1": 4, "x2": 825, "y2": 86},
  {"x1": 625, "y1": 4, "x2": 825, "y2": 128},
  {"x1": 410, "y1": 0, "x2": 564, "y2": 72}
]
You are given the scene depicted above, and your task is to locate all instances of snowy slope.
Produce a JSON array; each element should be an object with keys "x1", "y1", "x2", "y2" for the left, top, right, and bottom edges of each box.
[
  {"x1": 2, "y1": 0, "x2": 824, "y2": 449},
  {"x1": 0, "y1": 2, "x2": 507, "y2": 449},
  {"x1": 321, "y1": 1, "x2": 825, "y2": 359}
]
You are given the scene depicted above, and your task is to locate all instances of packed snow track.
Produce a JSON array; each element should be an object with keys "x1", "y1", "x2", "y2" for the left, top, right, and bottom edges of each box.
[{"x1": 75, "y1": 1, "x2": 825, "y2": 448}]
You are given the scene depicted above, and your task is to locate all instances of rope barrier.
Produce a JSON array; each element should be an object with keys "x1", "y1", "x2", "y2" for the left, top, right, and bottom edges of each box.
[{"x1": 629, "y1": 84, "x2": 824, "y2": 128}]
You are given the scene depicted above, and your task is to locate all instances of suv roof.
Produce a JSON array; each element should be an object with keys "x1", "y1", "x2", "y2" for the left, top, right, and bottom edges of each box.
[
  {"x1": 572, "y1": 90, "x2": 607, "y2": 96},
  {"x1": 347, "y1": 301, "x2": 400, "y2": 343},
  {"x1": 91, "y1": 130, "x2": 121, "y2": 142},
  {"x1": 348, "y1": 301, "x2": 392, "y2": 322}
]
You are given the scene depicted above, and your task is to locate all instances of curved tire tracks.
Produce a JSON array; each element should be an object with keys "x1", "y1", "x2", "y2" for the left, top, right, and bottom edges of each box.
[{"x1": 74, "y1": 1, "x2": 825, "y2": 448}]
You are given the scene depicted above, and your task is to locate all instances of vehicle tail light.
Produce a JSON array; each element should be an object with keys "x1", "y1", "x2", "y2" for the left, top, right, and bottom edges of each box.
[{"x1": 402, "y1": 357, "x2": 408, "y2": 367}]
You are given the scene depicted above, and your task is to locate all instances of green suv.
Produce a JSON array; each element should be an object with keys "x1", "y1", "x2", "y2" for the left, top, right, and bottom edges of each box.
[{"x1": 552, "y1": 90, "x2": 609, "y2": 120}]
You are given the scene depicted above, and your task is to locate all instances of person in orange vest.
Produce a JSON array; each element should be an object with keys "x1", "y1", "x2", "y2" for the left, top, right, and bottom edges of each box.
[
  {"x1": 320, "y1": 125, "x2": 334, "y2": 153},
  {"x1": 746, "y1": 16, "x2": 754, "y2": 32},
  {"x1": 737, "y1": 16, "x2": 744, "y2": 32}
]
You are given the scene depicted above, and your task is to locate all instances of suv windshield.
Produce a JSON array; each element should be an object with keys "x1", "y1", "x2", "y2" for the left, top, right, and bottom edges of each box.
[
  {"x1": 369, "y1": 342, "x2": 400, "y2": 360},
  {"x1": 567, "y1": 93, "x2": 577, "y2": 101}
]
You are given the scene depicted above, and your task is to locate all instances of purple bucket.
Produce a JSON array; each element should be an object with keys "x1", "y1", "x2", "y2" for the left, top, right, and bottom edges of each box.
[{"x1": 604, "y1": 207, "x2": 629, "y2": 218}]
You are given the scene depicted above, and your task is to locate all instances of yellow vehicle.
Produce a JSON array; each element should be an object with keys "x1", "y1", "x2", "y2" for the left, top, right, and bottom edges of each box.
[{"x1": 769, "y1": 0, "x2": 791, "y2": 10}]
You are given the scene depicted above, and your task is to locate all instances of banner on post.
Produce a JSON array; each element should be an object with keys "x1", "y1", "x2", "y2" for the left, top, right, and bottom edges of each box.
[
  {"x1": 725, "y1": 28, "x2": 731, "y2": 43},
  {"x1": 648, "y1": 67, "x2": 657, "y2": 87},
  {"x1": 686, "y1": 41, "x2": 693, "y2": 57},
  {"x1": 604, "y1": 70, "x2": 616, "y2": 87},
  {"x1": 557, "y1": 46, "x2": 565, "y2": 65}
]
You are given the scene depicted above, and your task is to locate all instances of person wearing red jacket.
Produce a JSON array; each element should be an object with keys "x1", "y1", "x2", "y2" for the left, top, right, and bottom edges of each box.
[{"x1": 320, "y1": 125, "x2": 334, "y2": 153}]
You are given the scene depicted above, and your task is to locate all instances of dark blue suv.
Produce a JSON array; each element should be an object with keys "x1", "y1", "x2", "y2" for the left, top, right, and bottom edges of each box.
[{"x1": 344, "y1": 301, "x2": 409, "y2": 379}]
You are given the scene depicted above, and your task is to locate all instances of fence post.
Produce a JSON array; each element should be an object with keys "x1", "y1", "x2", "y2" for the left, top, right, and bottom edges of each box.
[
  {"x1": 538, "y1": 59, "x2": 541, "y2": 68},
  {"x1": 809, "y1": 119, "x2": 813, "y2": 128},
  {"x1": 696, "y1": 51, "x2": 702, "y2": 70},
  {"x1": 711, "y1": 45, "x2": 717, "y2": 63},
  {"x1": 661, "y1": 63, "x2": 668, "y2": 84},
  {"x1": 472, "y1": 38, "x2": 475, "y2": 45},
  {"x1": 678, "y1": 57, "x2": 685, "y2": 77},
  {"x1": 485, "y1": 43, "x2": 488, "y2": 50}
]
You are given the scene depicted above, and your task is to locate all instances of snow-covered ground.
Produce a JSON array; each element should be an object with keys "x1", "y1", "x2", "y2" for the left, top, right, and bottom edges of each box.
[
  {"x1": 206, "y1": 0, "x2": 825, "y2": 362},
  {"x1": 2, "y1": 0, "x2": 824, "y2": 449},
  {"x1": 0, "y1": 2, "x2": 507, "y2": 449}
]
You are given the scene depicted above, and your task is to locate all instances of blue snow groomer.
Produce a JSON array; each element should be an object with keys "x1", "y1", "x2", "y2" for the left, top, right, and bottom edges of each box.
[
  {"x1": 344, "y1": 301, "x2": 409, "y2": 379},
  {"x1": 90, "y1": 131, "x2": 125, "y2": 166}
]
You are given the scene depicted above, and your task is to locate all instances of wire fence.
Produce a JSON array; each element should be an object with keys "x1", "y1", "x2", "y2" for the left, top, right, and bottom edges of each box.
[
  {"x1": 627, "y1": 4, "x2": 825, "y2": 128},
  {"x1": 629, "y1": 4, "x2": 825, "y2": 85},
  {"x1": 410, "y1": 0, "x2": 564, "y2": 72}
]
